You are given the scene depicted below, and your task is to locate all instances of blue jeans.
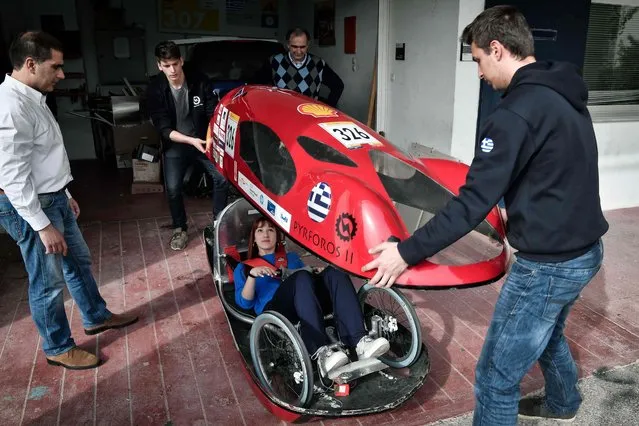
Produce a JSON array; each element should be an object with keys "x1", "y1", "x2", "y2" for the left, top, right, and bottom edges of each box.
[
  {"x1": 473, "y1": 240, "x2": 604, "y2": 425},
  {"x1": 163, "y1": 143, "x2": 229, "y2": 229},
  {"x1": 0, "y1": 192, "x2": 111, "y2": 356}
]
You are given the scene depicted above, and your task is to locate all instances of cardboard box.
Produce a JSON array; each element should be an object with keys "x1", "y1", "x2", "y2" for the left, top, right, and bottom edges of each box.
[
  {"x1": 132, "y1": 159, "x2": 161, "y2": 183},
  {"x1": 131, "y1": 182, "x2": 164, "y2": 194}
]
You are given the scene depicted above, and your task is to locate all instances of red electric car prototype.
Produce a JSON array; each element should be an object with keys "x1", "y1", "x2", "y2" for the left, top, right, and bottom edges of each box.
[{"x1": 202, "y1": 85, "x2": 508, "y2": 421}]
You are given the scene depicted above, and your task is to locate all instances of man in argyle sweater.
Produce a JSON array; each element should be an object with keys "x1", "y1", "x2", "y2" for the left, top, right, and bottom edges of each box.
[{"x1": 260, "y1": 27, "x2": 344, "y2": 107}]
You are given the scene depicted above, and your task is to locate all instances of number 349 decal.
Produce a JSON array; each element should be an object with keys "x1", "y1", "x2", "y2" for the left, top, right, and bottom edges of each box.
[{"x1": 319, "y1": 121, "x2": 383, "y2": 149}]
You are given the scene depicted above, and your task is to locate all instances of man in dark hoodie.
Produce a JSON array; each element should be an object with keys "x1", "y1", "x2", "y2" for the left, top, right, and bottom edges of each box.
[
  {"x1": 362, "y1": 6, "x2": 608, "y2": 425},
  {"x1": 147, "y1": 41, "x2": 229, "y2": 251}
]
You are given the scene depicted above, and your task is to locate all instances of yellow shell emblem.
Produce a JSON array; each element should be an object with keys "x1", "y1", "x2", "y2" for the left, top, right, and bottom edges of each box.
[{"x1": 297, "y1": 103, "x2": 339, "y2": 118}]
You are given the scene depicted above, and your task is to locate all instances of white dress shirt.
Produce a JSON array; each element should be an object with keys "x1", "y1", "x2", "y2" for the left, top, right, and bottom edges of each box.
[{"x1": 0, "y1": 75, "x2": 73, "y2": 231}]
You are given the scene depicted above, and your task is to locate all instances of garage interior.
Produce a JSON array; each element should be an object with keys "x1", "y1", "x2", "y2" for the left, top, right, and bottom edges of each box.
[{"x1": 1, "y1": 1, "x2": 638, "y2": 425}]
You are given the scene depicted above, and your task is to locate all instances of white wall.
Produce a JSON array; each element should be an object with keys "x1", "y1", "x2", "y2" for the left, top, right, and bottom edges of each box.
[
  {"x1": 385, "y1": 0, "x2": 460, "y2": 153},
  {"x1": 450, "y1": 0, "x2": 483, "y2": 165},
  {"x1": 288, "y1": 0, "x2": 378, "y2": 123},
  {"x1": 594, "y1": 122, "x2": 639, "y2": 210}
]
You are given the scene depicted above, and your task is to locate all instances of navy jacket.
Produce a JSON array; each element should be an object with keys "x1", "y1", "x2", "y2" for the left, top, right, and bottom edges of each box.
[{"x1": 398, "y1": 61, "x2": 609, "y2": 264}]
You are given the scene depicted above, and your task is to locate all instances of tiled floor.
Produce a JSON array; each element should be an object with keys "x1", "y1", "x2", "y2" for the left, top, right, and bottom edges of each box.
[{"x1": 1, "y1": 161, "x2": 638, "y2": 425}]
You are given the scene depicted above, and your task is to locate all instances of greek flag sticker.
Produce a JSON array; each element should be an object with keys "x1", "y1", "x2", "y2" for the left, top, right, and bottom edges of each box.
[
  {"x1": 480, "y1": 137, "x2": 494, "y2": 153},
  {"x1": 307, "y1": 182, "x2": 332, "y2": 222}
]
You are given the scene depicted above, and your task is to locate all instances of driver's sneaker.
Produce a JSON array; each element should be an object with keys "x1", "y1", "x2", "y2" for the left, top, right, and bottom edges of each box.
[
  {"x1": 312, "y1": 346, "x2": 349, "y2": 378},
  {"x1": 356, "y1": 336, "x2": 390, "y2": 360},
  {"x1": 518, "y1": 396, "x2": 577, "y2": 422},
  {"x1": 170, "y1": 227, "x2": 188, "y2": 251}
]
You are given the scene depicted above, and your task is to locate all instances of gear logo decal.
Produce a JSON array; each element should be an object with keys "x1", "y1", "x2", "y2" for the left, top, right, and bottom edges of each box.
[{"x1": 335, "y1": 213, "x2": 357, "y2": 242}]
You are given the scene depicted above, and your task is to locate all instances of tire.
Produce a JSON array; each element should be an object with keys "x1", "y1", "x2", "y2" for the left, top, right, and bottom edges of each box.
[
  {"x1": 358, "y1": 284, "x2": 422, "y2": 368},
  {"x1": 250, "y1": 311, "x2": 314, "y2": 407}
]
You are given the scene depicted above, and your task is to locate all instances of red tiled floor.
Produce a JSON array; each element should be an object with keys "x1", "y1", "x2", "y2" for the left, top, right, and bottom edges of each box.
[{"x1": 1, "y1": 162, "x2": 638, "y2": 425}]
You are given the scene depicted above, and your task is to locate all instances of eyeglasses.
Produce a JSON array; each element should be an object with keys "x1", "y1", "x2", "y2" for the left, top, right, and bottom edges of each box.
[{"x1": 289, "y1": 44, "x2": 308, "y2": 50}]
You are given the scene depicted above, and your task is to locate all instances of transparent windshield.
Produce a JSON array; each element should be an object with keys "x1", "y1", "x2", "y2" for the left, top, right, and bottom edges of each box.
[
  {"x1": 239, "y1": 121, "x2": 296, "y2": 196},
  {"x1": 369, "y1": 150, "x2": 503, "y2": 265}
]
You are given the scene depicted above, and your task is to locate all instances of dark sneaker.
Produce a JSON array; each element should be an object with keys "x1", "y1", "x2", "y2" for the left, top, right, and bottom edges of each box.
[
  {"x1": 84, "y1": 312, "x2": 139, "y2": 335},
  {"x1": 170, "y1": 227, "x2": 188, "y2": 250},
  {"x1": 46, "y1": 347, "x2": 100, "y2": 370},
  {"x1": 518, "y1": 396, "x2": 577, "y2": 422}
]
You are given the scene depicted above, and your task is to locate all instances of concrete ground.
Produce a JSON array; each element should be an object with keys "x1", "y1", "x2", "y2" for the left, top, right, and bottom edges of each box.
[{"x1": 429, "y1": 361, "x2": 639, "y2": 425}]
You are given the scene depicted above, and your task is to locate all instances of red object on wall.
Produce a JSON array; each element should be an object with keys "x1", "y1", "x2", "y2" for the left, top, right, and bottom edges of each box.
[{"x1": 344, "y1": 16, "x2": 356, "y2": 54}]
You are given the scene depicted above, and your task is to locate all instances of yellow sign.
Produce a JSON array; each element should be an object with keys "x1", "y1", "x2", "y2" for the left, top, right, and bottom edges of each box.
[
  {"x1": 159, "y1": 0, "x2": 220, "y2": 33},
  {"x1": 297, "y1": 103, "x2": 339, "y2": 118}
]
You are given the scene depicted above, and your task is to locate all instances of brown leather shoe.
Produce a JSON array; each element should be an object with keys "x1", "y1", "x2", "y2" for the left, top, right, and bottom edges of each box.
[
  {"x1": 46, "y1": 347, "x2": 100, "y2": 370},
  {"x1": 84, "y1": 312, "x2": 139, "y2": 335}
]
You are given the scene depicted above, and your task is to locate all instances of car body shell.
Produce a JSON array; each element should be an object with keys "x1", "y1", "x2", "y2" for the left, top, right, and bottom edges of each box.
[{"x1": 206, "y1": 85, "x2": 509, "y2": 288}]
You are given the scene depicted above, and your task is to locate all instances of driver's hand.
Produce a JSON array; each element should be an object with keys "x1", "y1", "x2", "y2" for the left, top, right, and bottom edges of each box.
[
  {"x1": 250, "y1": 266, "x2": 276, "y2": 278},
  {"x1": 313, "y1": 266, "x2": 326, "y2": 274}
]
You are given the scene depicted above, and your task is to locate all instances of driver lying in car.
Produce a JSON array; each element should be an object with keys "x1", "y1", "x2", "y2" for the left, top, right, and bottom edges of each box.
[{"x1": 234, "y1": 216, "x2": 390, "y2": 378}]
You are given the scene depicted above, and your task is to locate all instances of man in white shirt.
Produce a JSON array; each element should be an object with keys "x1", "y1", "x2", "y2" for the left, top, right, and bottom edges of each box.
[{"x1": 0, "y1": 32, "x2": 137, "y2": 370}]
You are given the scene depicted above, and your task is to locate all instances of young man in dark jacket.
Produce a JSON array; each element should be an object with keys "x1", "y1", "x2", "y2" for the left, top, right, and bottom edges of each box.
[
  {"x1": 147, "y1": 41, "x2": 229, "y2": 251},
  {"x1": 362, "y1": 6, "x2": 608, "y2": 425},
  {"x1": 259, "y1": 27, "x2": 344, "y2": 107}
]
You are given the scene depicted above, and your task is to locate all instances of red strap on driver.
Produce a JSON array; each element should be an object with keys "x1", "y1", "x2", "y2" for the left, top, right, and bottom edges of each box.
[{"x1": 242, "y1": 243, "x2": 288, "y2": 270}]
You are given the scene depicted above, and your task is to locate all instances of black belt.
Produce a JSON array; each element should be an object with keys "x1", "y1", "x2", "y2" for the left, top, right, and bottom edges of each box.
[
  {"x1": 39, "y1": 185, "x2": 68, "y2": 196},
  {"x1": 0, "y1": 185, "x2": 67, "y2": 196}
]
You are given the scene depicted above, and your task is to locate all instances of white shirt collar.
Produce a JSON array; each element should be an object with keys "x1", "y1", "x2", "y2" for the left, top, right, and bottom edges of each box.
[
  {"x1": 3, "y1": 74, "x2": 48, "y2": 106},
  {"x1": 288, "y1": 52, "x2": 308, "y2": 69}
]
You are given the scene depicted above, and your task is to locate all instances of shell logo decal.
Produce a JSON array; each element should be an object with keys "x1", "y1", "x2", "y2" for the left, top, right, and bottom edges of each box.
[{"x1": 297, "y1": 103, "x2": 339, "y2": 118}]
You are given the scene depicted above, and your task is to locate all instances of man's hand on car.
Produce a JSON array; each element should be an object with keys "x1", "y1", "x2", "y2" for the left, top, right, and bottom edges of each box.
[
  {"x1": 361, "y1": 242, "x2": 408, "y2": 288},
  {"x1": 192, "y1": 137, "x2": 207, "y2": 154}
]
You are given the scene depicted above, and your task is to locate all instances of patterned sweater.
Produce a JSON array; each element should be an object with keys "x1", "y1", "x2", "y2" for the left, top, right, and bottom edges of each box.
[{"x1": 265, "y1": 52, "x2": 344, "y2": 107}]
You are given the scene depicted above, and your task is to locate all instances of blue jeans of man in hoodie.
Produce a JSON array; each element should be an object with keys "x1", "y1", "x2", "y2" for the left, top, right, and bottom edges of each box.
[
  {"x1": 163, "y1": 143, "x2": 229, "y2": 229},
  {"x1": 473, "y1": 239, "x2": 603, "y2": 425}
]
